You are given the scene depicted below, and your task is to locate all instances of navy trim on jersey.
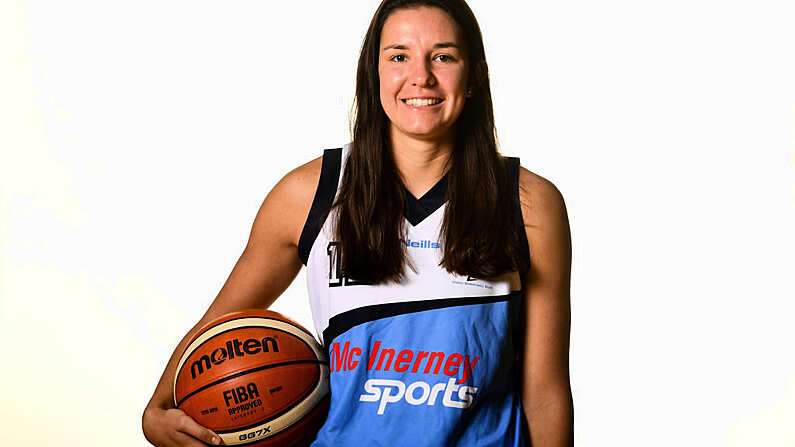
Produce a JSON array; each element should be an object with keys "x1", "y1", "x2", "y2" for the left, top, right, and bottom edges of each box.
[
  {"x1": 322, "y1": 292, "x2": 520, "y2": 346},
  {"x1": 298, "y1": 150, "x2": 529, "y2": 269},
  {"x1": 507, "y1": 156, "x2": 531, "y2": 274},
  {"x1": 403, "y1": 171, "x2": 449, "y2": 226},
  {"x1": 298, "y1": 148, "x2": 342, "y2": 266},
  {"x1": 506, "y1": 156, "x2": 530, "y2": 407}
]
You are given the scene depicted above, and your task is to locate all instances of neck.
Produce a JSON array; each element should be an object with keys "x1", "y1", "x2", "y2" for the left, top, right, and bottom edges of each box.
[{"x1": 389, "y1": 128, "x2": 454, "y2": 196}]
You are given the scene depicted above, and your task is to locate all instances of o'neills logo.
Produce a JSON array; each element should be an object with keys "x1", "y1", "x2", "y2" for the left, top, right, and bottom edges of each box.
[{"x1": 190, "y1": 337, "x2": 279, "y2": 379}]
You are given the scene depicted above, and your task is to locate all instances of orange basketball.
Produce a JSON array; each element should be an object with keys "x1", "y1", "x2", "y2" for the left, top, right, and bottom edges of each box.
[{"x1": 174, "y1": 309, "x2": 329, "y2": 446}]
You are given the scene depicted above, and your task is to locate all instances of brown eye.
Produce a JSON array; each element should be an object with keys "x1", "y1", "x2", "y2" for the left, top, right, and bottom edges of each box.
[{"x1": 390, "y1": 54, "x2": 407, "y2": 62}]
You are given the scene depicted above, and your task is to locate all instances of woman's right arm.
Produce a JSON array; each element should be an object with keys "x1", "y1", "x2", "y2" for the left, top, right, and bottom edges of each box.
[{"x1": 141, "y1": 156, "x2": 323, "y2": 447}]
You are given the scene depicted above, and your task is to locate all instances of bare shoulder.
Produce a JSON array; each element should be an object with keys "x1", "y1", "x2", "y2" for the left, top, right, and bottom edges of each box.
[
  {"x1": 207, "y1": 156, "x2": 323, "y2": 314},
  {"x1": 517, "y1": 166, "x2": 568, "y2": 231},
  {"x1": 517, "y1": 165, "x2": 572, "y2": 288},
  {"x1": 250, "y1": 155, "x2": 323, "y2": 250},
  {"x1": 273, "y1": 155, "x2": 323, "y2": 204}
]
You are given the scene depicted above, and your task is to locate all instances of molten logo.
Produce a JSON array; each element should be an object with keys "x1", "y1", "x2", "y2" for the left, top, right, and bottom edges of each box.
[{"x1": 190, "y1": 337, "x2": 279, "y2": 379}]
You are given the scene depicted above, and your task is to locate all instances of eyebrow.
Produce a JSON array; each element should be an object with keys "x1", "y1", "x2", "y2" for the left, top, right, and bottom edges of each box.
[{"x1": 382, "y1": 42, "x2": 460, "y2": 51}]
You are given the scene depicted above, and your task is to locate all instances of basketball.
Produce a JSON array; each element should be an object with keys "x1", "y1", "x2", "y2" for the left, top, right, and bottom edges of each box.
[{"x1": 173, "y1": 309, "x2": 330, "y2": 446}]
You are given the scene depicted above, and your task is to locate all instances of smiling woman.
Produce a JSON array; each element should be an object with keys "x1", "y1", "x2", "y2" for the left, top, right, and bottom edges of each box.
[
  {"x1": 378, "y1": 7, "x2": 470, "y2": 142},
  {"x1": 142, "y1": 1, "x2": 573, "y2": 446},
  {"x1": 335, "y1": 1, "x2": 529, "y2": 286}
]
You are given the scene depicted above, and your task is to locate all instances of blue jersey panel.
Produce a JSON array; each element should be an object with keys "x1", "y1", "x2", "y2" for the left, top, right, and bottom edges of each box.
[{"x1": 310, "y1": 298, "x2": 526, "y2": 447}]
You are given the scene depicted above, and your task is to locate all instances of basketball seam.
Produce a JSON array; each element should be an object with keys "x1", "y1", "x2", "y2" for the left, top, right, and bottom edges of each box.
[
  {"x1": 180, "y1": 325, "x2": 314, "y2": 366},
  {"x1": 176, "y1": 359, "x2": 324, "y2": 408},
  {"x1": 172, "y1": 315, "x2": 330, "y2": 445},
  {"x1": 175, "y1": 324, "x2": 324, "y2": 403},
  {"x1": 182, "y1": 324, "x2": 316, "y2": 368},
  {"x1": 231, "y1": 395, "x2": 329, "y2": 446},
  {"x1": 192, "y1": 315, "x2": 316, "y2": 342},
  {"x1": 213, "y1": 365, "x2": 323, "y2": 435}
]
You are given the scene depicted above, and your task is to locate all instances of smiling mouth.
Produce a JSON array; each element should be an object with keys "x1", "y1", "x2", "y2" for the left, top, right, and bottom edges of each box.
[{"x1": 402, "y1": 98, "x2": 444, "y2": 107}]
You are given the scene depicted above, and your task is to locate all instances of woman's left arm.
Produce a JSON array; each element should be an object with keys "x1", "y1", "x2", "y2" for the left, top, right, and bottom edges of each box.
[{"x1": 518, "y1": 167, "x2": 574, "y2": 447}]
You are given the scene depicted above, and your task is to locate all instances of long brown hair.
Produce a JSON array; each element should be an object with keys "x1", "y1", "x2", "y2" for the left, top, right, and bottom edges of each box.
[{"x1": 330, "y1": 0, "x2": 529, "y2": 284}]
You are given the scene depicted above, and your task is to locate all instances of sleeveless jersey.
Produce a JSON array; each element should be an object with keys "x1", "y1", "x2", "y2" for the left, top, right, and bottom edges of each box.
[{"x1": 297, "y1": 144, "x2": 530, "y2": 446}]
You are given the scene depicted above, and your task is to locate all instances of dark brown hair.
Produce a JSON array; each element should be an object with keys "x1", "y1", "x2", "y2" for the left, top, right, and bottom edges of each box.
[{"x1": 330, "y1": 0, "x2": 529, "y2": 284}]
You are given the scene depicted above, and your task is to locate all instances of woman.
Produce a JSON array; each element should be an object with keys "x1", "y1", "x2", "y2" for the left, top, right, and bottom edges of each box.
[{"x1": 142, "y1": 0, "x2": 573, "y2": 445}]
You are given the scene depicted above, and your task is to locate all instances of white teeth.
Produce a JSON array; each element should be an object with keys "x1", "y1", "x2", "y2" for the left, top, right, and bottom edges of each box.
[{"x1": 404, "y1": 98, "x2": 442, "y2": 107}]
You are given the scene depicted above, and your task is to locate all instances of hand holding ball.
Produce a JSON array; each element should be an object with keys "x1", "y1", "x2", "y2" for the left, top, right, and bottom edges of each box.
[{"x1": 173, "y1": 310, "x2": 329, "y2": 446}]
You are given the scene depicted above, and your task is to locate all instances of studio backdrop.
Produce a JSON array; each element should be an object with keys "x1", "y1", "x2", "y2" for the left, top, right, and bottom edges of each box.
[{"x1": 1, "y1": 0, "x2": 793, "y2": 445}]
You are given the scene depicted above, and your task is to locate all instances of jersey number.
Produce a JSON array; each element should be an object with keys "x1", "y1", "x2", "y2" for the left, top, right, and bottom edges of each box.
[{"x1": 327, "y1": 242, "x2": 372, "y2": 287}]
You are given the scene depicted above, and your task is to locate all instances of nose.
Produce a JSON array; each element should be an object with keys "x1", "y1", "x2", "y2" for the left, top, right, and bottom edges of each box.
[{"x1": 410, "y1": 59, "x2": 436, "y2": 87}]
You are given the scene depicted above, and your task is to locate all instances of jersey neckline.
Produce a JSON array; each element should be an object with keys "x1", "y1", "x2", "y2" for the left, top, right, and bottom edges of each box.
[{"x1": 402, "y1": 172, "x2": 448, "y2": 226}]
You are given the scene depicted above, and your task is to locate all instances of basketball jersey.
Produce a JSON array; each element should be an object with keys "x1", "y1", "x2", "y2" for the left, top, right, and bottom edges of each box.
[{"x1": 297, "y1": 143, "x2": 530, "y2": 446}]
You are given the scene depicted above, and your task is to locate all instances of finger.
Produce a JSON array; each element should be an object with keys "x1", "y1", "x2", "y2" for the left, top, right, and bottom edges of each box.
[
  {"x1": 172, "y1": 430, "x2": 219, "y2": 447},
  {"x1": 175, "y1": 413, "x2": 222, "y2": 445}
]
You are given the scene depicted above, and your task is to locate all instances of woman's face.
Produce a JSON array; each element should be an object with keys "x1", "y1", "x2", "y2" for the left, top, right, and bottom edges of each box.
[{"x1": 379, "y1": 6, "x2": 469, "y2": 144}]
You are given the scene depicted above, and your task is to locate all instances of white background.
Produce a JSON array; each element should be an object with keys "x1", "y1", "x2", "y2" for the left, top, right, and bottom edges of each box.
[{"x1": 1, "y1": 0, "x2": 793, "y2": 445}]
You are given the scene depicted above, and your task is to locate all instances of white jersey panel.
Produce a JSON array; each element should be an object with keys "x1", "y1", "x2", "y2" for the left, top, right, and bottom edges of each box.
[{"x1": 305, "y1": 144, "x2": 521, "y2": 345}]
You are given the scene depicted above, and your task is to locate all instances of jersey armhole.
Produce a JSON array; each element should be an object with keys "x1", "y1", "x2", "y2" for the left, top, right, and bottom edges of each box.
[
  {"x1": 297, "y1": 148, "x2": 343, "y2": 266},
  {"x1": 507, "y1": 157, "x2": 532, "y2": 278}
]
